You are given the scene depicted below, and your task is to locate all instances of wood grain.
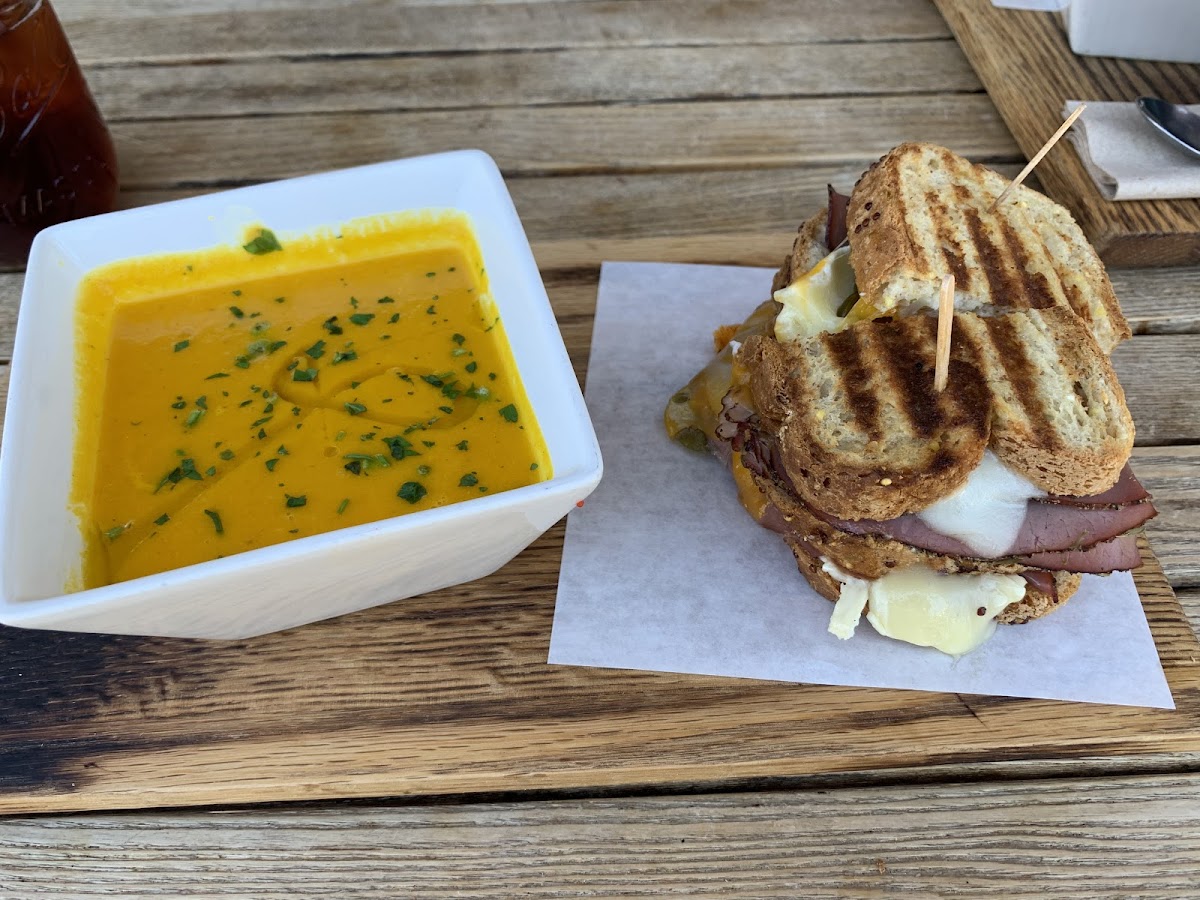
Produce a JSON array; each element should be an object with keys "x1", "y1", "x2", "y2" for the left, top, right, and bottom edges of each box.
[
  {"x1": 87, "y1": 41, "x2": 981, "y2": 121},
  {"x1": 936, "y1": 0, "x2": 1200, "y2": 266},
  {"x1": 0, "y1": 532, "x2": 1192, "y2": 816},
  {"x1": 60, "y1": 0, "x2": 951, "y2": 64},
  {"x1": 3, "y1": 774, "x2": 1200, "y2": 898},
  {"x1": 109, "y1": 94, "x2": 1019, "y2": 187}
]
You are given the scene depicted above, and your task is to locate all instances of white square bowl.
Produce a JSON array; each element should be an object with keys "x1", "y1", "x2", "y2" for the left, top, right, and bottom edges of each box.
[{"x1": 0, "y1": 150, "x2": 602, "y2": 639}]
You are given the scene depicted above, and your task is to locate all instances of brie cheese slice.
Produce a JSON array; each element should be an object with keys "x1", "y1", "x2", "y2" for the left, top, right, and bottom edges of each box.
[{"x1": 823, "y1": 560, "x2": 1027, "y2": 656}]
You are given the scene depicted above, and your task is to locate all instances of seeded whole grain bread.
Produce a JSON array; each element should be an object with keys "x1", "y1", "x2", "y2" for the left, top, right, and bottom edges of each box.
[
  {"x1": 771, "y1": 207, "x2": 831, "y2": 295},
  {"x1": 847, "y1": 143, "x2": 1130, "y2": 354},
  {"x1": 738, "y1": 305, "x2": 1133, "y2": 521}
]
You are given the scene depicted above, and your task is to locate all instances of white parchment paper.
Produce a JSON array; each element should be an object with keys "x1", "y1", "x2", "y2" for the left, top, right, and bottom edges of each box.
[{"x1": 549, "y1": 262, "x2": 1174, "y2": 709}]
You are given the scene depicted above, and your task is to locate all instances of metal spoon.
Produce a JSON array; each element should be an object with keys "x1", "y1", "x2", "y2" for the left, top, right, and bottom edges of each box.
[{"x1": 1136, "y1": 96, "x2": 1200, "y2": 160}]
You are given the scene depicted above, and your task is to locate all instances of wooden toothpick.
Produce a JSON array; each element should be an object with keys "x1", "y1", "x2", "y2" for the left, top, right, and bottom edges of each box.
[
  {"x1": 934, "y1": 274, "x2": 955, "y2": 393},
  {"x1": 989, "y1": 103, "x2": 1086, "y2": 211}
]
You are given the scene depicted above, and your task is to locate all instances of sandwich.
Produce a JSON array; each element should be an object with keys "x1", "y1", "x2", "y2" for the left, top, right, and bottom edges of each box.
[{"x1": 664, "y1": 143, "x2": 1156, "y2": 656}]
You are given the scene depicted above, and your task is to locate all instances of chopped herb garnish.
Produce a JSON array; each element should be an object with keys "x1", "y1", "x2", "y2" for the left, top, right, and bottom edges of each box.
[
  {"x1": 195, "y1": 396, "x2": 207, "y2": 409},
  {"x1": 452, "y1": 333, "x2": 466, "y2": 346},
  {"x1": 206, "y1": 372, "x2": 230, "y2": 380},
  {"x1": 499, "y1": 404, "x2": 518, "y2": 423},
  {"x1": 243, "y1": 228, "x2": 282, "y2": 255},
  {"x1": 421, "y1": 374, "x2": 444, "y2": 388},
  {"x1": 239, "y1": 399, "x2": 253, "y2": 408},
  {"x1": 426, "y1": 272, "x2": 436, "y2": 278},
  {"x1": 344, "y1": 401, "x2": 367, "y2": 416},
  {"x1": 397, "y1": 373, "x2": 413, "y2": 383},
  {"x1": 397, "y1": 481, "x2": 427, "y2": 504},
  {"x1": 251, "y1": 320, "x2": 271, "y2": 334},
  {"x1": 336, "y1": 498, "x2": 349, "y2": 515},
  {"x1": 421, "y1": 440, "x2": 435, "y2": 448},
  {"x1": 265, "y1": 458, "x2": 278, "y2": 472},
  {"x1": 349, "y1": 312, "x2": 374, "y2": 326},
  {"x1": 383, "y1": 435, "x2": 419, "y2": 459},
  {"x1": 267, "y1": 340, "x2": 288, "y2": 353},
  {"x1": 230, "y1": 305, "x2": 245, "y2": 318},
  {"x1": 174, "y1": 340, "x2": 190, "y2": 352},
  {"x1": 257, "y1": 428, "x2": 267, "y2": 439},
  {"x1": 292, "y1": 368, "x2": 318, "y2": 382},
  {"x1": 205, "y1": 466, "x2": 217, "y2": 477},
  {"x1": 323, "y1": 316, "x2": 343, "y2": 335},
  {"x1": 465, "y1": 361, "x2": 478, "y2": 374},
  {"x1": 441, "y1": 383, "x2": 462, "y2": 400},
  {"x1": 349, "y1": 296, "x2": 358, "y2": 308},
  {"x1": 104, "y1": 523, "x2": 129, "y2": 540},
  {"x1": 530, "y1": 463, "x2": 539, "y2": 470},
  {"x1": 220, "y1": 449, "x2": 235, "y2": 460},
  {"x1": 251, "y1": 415, "x2": 273, "y2": 427},
  {"x1": 459, "y1": 473, "x2": 478, "y2": 487},
  {"x1": 305, "y1": 339, "x2": 326, "y2": 359},
  {"x1": 388, "y1": 313, "x2": 400, "y2": 324},
  {"x1": 277, "y1": 445, "x2": 289, "y2": 456},
  {"x1": 285, "y1": 494, "x2": 307, "y2": 508},
  {"x1": 456, "y1": 440, "x2": 469, "y2": 451},
  {"x1": 231, "y1": 290, "x2": 242, "y2": 297},
  {"x1": 274, "y1": 296, "x2": 286, "y2": 304},
  {"x1": 203, "y1": 509, "x2": 224, "y2": 534},
  {"x1": 464, "y1": 385, "x2": 489, "y2": 400},
  {"x1": 154, "y1": 513, "x2": 170, "y2": 526},
  {"x1": 377, "y1": 296, "x2": 394, "y2": 304},
  {"x1": 185, "y1": 408, "x2": 205, "y2": 428},
  {"x1": 438, "y1": 405, "x2": 453, "y2": 414},
  {"x1": 171, "y1": 400, "x2": 187, "y2": 410},
  {"x1": 417, "y1": 465, "x2": 431, "y2": 476},
  {"x1": 426, "y1": 305, "x2": 436, "y2": 315},
  {"x1": 331, "y1": 349, "x2": 357, "y2": 365},
  {"x1": 451, "y1": 348, "x2": 468, "y2": 357}
]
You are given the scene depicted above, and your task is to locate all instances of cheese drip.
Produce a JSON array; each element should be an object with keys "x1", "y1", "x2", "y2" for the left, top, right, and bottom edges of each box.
[
  {"x1": 916, "y1": 450, "x2": 1045, "y2": 557},
  {"x1": 823, "y1": 560, "x2": 1027, "y2": 656}
]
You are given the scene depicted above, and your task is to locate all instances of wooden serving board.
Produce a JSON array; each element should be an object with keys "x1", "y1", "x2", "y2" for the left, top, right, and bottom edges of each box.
[
  {"x1": 0, "y1": 519, "x2": 1197, "y2": 814},
  {"x1": 936, "y1": 0, "x2": 1200, "y2": 267}
]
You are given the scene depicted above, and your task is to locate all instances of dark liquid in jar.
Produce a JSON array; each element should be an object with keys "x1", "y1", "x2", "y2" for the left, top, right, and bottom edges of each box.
[{"x1": 0, "y1": 0, "x2": 118, "y2": 265}]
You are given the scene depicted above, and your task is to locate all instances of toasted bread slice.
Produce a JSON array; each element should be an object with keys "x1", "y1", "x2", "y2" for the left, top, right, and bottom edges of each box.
[
  {"x1": 954, "y1": 305, "x2": 1133, "y2": 496},
  {"x1": 848, "y1": 143, "x2": 1129, "y2": 353},
  {"x1": 739, "y1": 306, "x2": 1132, "y2": 520},
  {"x1": 740, "y1": 313, "x2": 992, "y2": 521},
  {"x1": 771, "y1": 207, "x2": 831, "y2": 295}
]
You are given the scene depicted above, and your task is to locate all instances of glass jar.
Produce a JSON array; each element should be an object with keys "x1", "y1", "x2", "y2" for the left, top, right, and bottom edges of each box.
[{"x1": 0, "y1": 0, "x2": 118, "y2": 266}]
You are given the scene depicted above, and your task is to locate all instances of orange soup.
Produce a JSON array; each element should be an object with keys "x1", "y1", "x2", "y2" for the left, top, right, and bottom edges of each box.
[{"x1": 71, "y1": 213, "x2": 550, "y2": 588}]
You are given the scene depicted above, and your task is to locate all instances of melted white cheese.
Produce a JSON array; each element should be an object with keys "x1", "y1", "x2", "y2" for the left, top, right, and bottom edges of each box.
[
  {"x1": 916, "y1": 450, "x2": 1045, "y2": 557},
  {"x1": 772, "y1": 245, "x2": 856, "y2": 343},
  {"x1": 823, "y1": 560, "x2": 1027, "y2": 656}
]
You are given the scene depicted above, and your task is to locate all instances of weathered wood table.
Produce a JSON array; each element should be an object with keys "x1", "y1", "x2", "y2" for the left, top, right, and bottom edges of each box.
[{"x1": 2, "y1": 1, "x2": 1199, "y2": 896}]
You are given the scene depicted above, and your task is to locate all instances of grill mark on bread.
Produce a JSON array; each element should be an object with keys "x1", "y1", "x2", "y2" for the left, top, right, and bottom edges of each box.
[
  {"x1": 964, "y1": 207, "x2": 1020, "y2": 307},
  {"x1": 823, "y1": 328, "x2": 882, "y2": 442},
  {"x1": 982, "y1": 315, "x2": 1062, "y2": 449},
  {"x1": 997, "y1": 217, "x2": 1058, "y2": 309},
  {"x1": 930, "y1": 190, "x2": 970, "y2": 290},
  {"x1": 878, "y1": 316, "x2": 944, "y2": 440}
]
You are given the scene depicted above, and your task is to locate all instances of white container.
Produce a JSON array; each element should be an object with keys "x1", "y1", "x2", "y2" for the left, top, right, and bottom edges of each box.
[
  {"x1": 994, "y1": 0, "x2": 1200, "y2": 64},
  {"x1": 0, "y1": 150, "x2": 602, "y2": 639}
]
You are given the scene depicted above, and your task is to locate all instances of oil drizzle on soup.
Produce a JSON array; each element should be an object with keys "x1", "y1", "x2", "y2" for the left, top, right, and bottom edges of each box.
[{"x1": 71, "y1": 213, "x2": 550, "y2": 588}]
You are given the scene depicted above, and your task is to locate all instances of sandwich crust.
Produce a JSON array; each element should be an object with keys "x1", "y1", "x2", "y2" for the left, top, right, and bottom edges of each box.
[
  {"x1": 847, "y1": 143, "x2": 1129, "y2": 353},
  {"x1": 771, "y1": 206, "x2": 831, "y2": 295}
]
